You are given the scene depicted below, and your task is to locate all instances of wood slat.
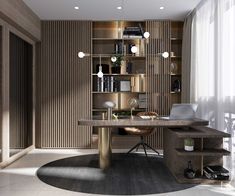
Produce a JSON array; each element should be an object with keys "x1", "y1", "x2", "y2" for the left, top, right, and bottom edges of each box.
[
  {"x1": 146, "y1": 21, "x2": 171, "y2": 149},
  {"x1": 38, "y1": 21, "x2": 92, "y2": 148}
]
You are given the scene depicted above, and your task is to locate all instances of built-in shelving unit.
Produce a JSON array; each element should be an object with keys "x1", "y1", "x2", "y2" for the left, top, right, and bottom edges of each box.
[
  {"x1": 92, "y1": 21, "x2": 147, "y2": 147},
  {"x1": 91, "y1": 21, "x2": 184, "y2": 149},
  {"x1": 170, "y1": 22, "x2": 183, "y2": 104}
]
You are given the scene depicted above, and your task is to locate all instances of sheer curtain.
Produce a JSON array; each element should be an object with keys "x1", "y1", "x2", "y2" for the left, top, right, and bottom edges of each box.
[{"x1": 190, "y1": 0, "x2": 235, "y2": 185}]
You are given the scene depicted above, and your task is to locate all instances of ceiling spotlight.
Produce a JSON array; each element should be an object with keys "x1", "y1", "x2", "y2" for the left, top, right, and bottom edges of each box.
[
  {"x1": 74, "y1": 6, "x2": 79, "y2": 10},
  {"x1": 78, "y1": 52, "x2": 85, "y2": 58},
  {"x1": 143, "y1": 32, "x2": 150, "y2": 39},
  {"x1": 131, "y1": 45, "x2": 138, "y2": 54},
  {"x1": 160, "y1": 6, "x2": 164, "y2": 10},
  {"x1": 117, "y1": 6, "x2": 122, "y2": 10}
]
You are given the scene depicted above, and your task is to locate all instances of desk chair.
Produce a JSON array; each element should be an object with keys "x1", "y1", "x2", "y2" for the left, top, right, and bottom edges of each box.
[{"x1": 124, "y1": 112, "x2": 160, "y2": 156}]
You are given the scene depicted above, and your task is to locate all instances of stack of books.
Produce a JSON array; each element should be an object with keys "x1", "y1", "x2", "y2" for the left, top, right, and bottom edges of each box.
[
  {"x1": 97, "y1": 76, "x2": 118, "y2": 92},
  {"x1": 123, "y1": 24, "x2": 144, "y2": 38}
]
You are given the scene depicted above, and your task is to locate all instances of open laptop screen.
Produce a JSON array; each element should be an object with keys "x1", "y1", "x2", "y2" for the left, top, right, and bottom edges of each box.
[
  {"x1": 160, "y1": 104, "x2": 198, "y2": 120},
  {"x1": 169, "y1": 104, "x2": 198, "y2": 119}
]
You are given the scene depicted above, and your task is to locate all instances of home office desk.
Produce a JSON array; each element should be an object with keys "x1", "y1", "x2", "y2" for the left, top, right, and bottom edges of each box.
[{"x1": 78, "y1": 117, "x2": 209, "y2": 169}]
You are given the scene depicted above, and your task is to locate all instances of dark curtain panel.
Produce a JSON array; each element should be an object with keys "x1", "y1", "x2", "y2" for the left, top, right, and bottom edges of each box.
[
  {"x1": 181, "y1": 12, "x2": 194, "y2": 103},
  {"x1": 0, "y1": 26, "x2": 2, "y2": 161},
  {"x1": 9, "y1": 32, "x2": 33, "y2": 156}
]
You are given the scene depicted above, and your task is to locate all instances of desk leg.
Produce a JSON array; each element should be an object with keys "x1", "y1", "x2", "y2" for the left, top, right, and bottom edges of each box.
[{"x1": 98, "y1": 127, "x2": 112, "y2": 169}]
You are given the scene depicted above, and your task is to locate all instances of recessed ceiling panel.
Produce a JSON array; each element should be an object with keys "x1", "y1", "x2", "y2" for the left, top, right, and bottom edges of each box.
[{"x1": 23, "y1": 0, "x2": 202, "y2": 20}]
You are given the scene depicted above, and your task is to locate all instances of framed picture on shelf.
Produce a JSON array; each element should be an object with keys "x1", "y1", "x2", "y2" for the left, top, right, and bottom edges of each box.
[{"x1": 120, "y1": 81, "x2": 131, "y2": 92}]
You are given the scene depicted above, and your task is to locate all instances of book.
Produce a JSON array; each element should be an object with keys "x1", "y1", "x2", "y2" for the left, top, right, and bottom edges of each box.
[
  {"x1": 97, "y1": 77, "x2": 100, "y2": 92},
  {"x1": 110, "y1": 76, "x2": 114, "y2": 92},
  {"x1": 100, "y1": 77, "x2": 104, "y2": 92},
  {"x1": 123, "y1": 26, "x2": 143, "y2": 37},
  {"x1": 139, "y1": 94, "x2": 147, "y2": 108}
]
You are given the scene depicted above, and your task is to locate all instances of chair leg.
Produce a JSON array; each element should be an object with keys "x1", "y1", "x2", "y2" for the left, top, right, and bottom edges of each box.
[
  {"x1": 136, "y1": 144, "x2": 139, "y2": 152},
  {"x1": 127, "y1": 142, "x2": 141, "y2": 154},
  {"x1": 144, "y1": 142, "x2": 160, "y2": 155},
  {"x1": 142, "y1": 143, "x2": 148, "y2": 157},
  {"x1": 127, "y1": 136, "x2": 159, "y2": 156}
]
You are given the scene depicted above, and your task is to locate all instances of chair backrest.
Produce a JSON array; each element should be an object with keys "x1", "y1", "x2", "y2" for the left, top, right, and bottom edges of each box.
[{"x1": 124, "y1": 111, "x2": 158, "y2": 135}]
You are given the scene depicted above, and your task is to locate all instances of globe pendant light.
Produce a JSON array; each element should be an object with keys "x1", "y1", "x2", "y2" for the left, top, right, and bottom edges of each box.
[
  {"x1": 131, "y1": 45, "x2": 138, "y2": 54},
  {"x1": 143, "y1": 31, "x2": 150, "y2": 39}
]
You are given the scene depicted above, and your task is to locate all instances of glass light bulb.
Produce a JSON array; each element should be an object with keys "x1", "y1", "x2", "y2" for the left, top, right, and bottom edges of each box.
[
  {"x1": 143, "y1": 32, "x2": 150, "y2": 39},
  {"x1": 131, "y1": 46, "x2": 138, "y2": 54},
  {"x1": 162, "y1": 52, "x2": 169, "y2": 58},
  {"x1": 111, "y1": 56, "x2": 117, "y2": 62},
  {"x1": 97, "y1": 66, "x2": 103, "y2": 78},
  {"x1": 97, "y1": 71, "x2": 103, "y2": 78},
  {"x1": 78, "y1": 51, "x2": 85, "y2": 58}
]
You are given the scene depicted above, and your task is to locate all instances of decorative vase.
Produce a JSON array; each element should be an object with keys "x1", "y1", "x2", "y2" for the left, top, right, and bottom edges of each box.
[{"x1": 184, "y1": 138, "x2": 194, "y2": 151}]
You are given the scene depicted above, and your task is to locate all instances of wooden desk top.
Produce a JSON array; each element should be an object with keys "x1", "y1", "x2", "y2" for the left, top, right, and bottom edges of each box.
[{"x1": 78, "y1": 118, "x2": 209, "y2": 127}]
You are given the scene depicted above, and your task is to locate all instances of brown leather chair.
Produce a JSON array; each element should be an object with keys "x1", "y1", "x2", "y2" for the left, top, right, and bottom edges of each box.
[{"x1": 124, "y1": 112, "x2": 160, "y2": 156}]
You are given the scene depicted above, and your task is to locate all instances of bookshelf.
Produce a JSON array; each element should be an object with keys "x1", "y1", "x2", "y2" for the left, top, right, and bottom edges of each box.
[
  {"x1": 92, "y1": 21, "x2": 147, "y2": 146},
  {"x1": 91, "y1": 21, "x2": 184, "y2": 149}
]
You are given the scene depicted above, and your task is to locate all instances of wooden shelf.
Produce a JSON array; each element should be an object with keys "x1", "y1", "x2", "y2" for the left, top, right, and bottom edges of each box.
[
  {"x1": 175, "y1": 148, "x2": 230, "y2": 156},
  {"x1": 92, "y1": 54, "x2": 146, "y2": 58},
  {"x1": 169, "y1": 127, "x2": 231, "y2": 138},
  {"x1": 171, "y1": 56, "x2": 181, "y2": 58},
  {"x1": 92, "y1": 37, "x2": 145, "y2": 41},
  {"x1": 92, "y1": 108, "x2": 145, "y2": 112},
  {"x1": 171, "y1": 91, "x2": 181, "y2": 94},
  {"x1": 170, "y1": 73, "x2": 181, "y2": 76},
  {"x1": 92, "y1": 73, "x2": 146, "y2": 76},
  {"x1": 171, "y1": 38, "x2": 182, "y2": 41},
  {"x1": 92, "y1": 91, "x2": 146, "y2": 94}
]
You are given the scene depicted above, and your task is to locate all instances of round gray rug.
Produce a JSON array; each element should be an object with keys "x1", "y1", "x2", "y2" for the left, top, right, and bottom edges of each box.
[{"x1": 37, "y1": 153, "x2": 196, "y2": 195}]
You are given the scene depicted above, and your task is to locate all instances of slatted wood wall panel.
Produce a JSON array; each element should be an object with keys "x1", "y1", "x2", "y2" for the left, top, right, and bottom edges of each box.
[
  {"x1": 9, "y1": 32, "x2": 33, "y2": 148},
  {"x1": 38, "y1": 21, "x2": 92, "y2": 148},
  {"x1": 146, "y1": 21, "x2": 171, "y2": 149}
]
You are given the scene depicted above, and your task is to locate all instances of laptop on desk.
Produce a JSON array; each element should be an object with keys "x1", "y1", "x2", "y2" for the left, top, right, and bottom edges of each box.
[{"x1": 161, "y1": 104, "x2": 198, "y2": 120}]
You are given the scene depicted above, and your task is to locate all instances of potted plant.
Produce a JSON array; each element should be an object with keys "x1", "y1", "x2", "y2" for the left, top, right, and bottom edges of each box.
[
  {"x1": 184, "y1": 138, "x2": 194, "y2": 151},
  {"x1": 111, "y1": 54, "x2": 123, "y2": 74}
]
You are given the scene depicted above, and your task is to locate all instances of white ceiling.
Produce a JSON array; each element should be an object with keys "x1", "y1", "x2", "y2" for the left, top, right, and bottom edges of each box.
[{"x1": 23, "y1": 0, "x2": 202, "y2": 21}]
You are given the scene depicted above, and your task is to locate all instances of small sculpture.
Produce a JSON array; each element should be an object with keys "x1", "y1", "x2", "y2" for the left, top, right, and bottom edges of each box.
[
  {"x1": 184, "y1": 161, "x2": 196, "y2": 179},
  {"x1": 128, "y1": 98, "x2": 138, "y2": 119}
]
